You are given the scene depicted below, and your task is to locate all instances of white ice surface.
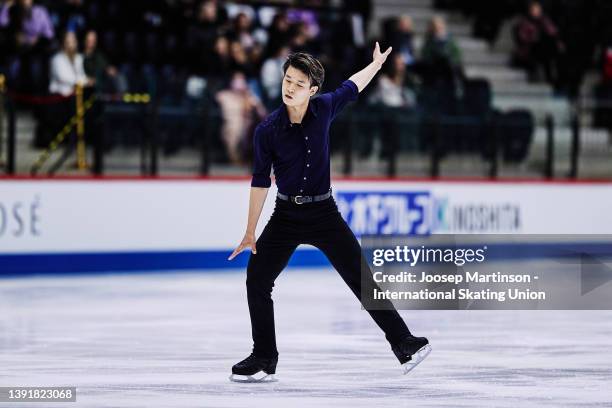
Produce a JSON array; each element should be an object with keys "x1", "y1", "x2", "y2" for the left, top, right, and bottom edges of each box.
[{"x1": 1, "y1": 269, "x2": 611, "y2": 408}]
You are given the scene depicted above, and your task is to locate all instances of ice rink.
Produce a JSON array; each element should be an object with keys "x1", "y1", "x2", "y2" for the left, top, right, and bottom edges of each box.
[{"x1": 1, "y1": 268, "x2": 611, "y2": 408}]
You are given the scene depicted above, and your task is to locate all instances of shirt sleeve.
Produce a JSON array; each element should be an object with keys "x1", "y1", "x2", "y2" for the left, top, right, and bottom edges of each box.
[
  {"x1": 326, "y1": 79, "x2": 359, "y2": 120},
  {"x1": 250, "y1": 125, "x2": 273, "y2": 188}
]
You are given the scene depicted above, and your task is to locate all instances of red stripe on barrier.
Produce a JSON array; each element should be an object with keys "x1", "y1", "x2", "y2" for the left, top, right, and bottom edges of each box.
[{"x1": 7, "y1": 91, "x2": 74, "y2": 104}]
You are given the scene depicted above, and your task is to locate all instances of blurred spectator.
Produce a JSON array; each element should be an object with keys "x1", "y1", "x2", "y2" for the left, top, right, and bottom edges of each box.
[
  {"x1": 230, "y1": 12, "x2": 255, "y2": 51},
  {"x1": 34, "y1": 30, "x2": 86, "y2": 149},
  {"x1": 53, "y1": 0, "x2": 86, "y2": 35},
  {"x1": 225, "y1": 2, "x2": 255, "y2": 22},
  {"x1": 343, "y1": 0, "x2": 372, "y2": 41},
  {"x1": 0, "y1": 0, "x2": 54, "y2": 45},
  {"x1": 369, "y1": 53, "x2": 416, "y2": 108},
  {"x1": 286, "y1": 8, "x2": 319, "y2": 39},
  {"x1": 202, "y1": 35, "x2": 232, "y2": 93},
  {"x1": 386, "y1": 15, "x2": 416, "y2": 67},
  {"x1": 82, "y1": 30, "x2": 126, "y2": 94},
  {"x1": 215, "y1": 71, "x2": 266, "y2": 165},
  {"x1": 264, "y1": 12, "x2": 290, "y2": 58},
  {"x1": 420, "y1": 15, "x2": 463, "y2": 86},
  {"x1": 602, "y1": 46, "x2": 612, "y2": 84},
  {"x1": 229, "y1": 40, "x2": 255, "y2": 78},
  {"x1": 366, "y1": 53, "x2": 419, "y2": 159},
  {"x1": 289, "y1": 20, "x2": 315, "y2": 54},
  {"x1": 0, "y1": 0, "x2": 54, "y2": 92},
  {"x1": 49, "y1": 30, "x2": 87, "y2": 96},
  {"x1": 185, "y1": 0, "x2": 226, "y2": 76},
  {"x1": 260, "y1": 44, "x2": 290, "y2": 107},
  {"x1": 511, "y1": 1, "x2": 564, "y2": 85},
  {"x1": 229, "y1": 11, "x2": 264, "y2": 71}
]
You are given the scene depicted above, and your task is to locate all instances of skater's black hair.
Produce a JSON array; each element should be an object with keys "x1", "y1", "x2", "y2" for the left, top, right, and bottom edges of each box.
[{"x1": 282, "y1": 52, "x2": 325, "y2": 92}]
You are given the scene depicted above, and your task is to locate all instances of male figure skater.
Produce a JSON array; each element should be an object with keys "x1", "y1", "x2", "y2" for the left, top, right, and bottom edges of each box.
[{"x1": 228, "y1": 43, "x2": 431, "y2": 382}]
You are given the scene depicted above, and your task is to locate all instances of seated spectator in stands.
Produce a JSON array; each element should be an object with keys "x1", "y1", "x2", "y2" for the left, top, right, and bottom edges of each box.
[
  {"x1": 230, "y1": 40, "x2": 256, "y2": 78},
  {"x1": 193, "y1": 0, "x2": 226, "y2": 39},
  {"x1": 194, "y1": 0, "x2": 228, "y2": 26},
  {"x1": 286, "y1": 8, "x2": 319, "y2": 39},
  {"x1": 229, "y1": 11, "x2": 264, "y2": 72},
  {"x1": 49, "y1": 30, "x2": 88, "y2": 96},
  {"x1": 264, "y1": 12, "x2": 290, "y2": 58},
  {"x1": 230, "y1": 12, "x2": 255, "y2": 52},
  {"x1": 53, "y1": 0, "x2": 86, "y2": 36},
  {"x1": 602, "y1": 46, "x2": 612, "y2": 84},
  {"x1": 38, "y1": 30, "x2": 87, "y2": 149},
  {"x1": 368, "y1": 53, "x2": 416, "y2": 108},
  {"x1": 0, "y1": 0, "x2": 54, "y2": 45},
  {"x1": 289, "y1": 20, "x2": 315, "y2": 54},
  {"x1": 365, "y1": 53, "x2": 417, "y2": 159},
  {"x1": 82, "y1": 30, "x2": 126, "y2": 94},
  {"x1": 260, "y1": 44, "x2": 290, "y2": 107},
  {"x1": 388, "y1": 15, "x2": 416, "y2": 67},
  {"x1": 0, "y1": 0, "x2": 54, "y2": 92},
  {"x1": 204, "y1": 35, "x2": 232, "y2": 92},
  {"x1": 215, "y1": 71, "x2": 266, "y2": 165},
  {"x1": 420, "y1": 15, "x2": 463, "y2": 86},
  {"x1": 185, "y1": 0, "x2": 226, "y2": 77},
  {"x1": 512, "y1": 1, "x2": 564, "y2": 85},
  {"x1": 0, "y1": 13, "x2": 7, "y2": 66}
]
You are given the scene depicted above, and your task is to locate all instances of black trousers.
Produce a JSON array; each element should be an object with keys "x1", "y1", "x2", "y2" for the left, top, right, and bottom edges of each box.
[{"x1": 246, "y1": 194, "x2": 412, "y2": 358}]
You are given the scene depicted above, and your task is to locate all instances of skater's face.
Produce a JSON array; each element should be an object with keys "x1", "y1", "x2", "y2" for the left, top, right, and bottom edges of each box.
[{"x1": 282, "y1": 65, "x2": 317, "y2": 107}]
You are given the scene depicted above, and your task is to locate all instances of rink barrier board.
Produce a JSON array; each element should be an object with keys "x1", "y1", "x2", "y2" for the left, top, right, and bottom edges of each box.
[{"x1": 2, "y1": 178, "x2": 612, "y2": 276}]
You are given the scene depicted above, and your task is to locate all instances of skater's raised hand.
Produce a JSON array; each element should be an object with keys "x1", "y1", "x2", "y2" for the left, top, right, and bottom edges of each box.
[
  {"x1": 372, "y1": 41, "x2": 392, "y2": 67},
  {"x1": 348, "y1": 42, "x2": 392, "y2": 93},
  {"x1": 228, "y1": 231, "x2": 257, "y2": 260}
]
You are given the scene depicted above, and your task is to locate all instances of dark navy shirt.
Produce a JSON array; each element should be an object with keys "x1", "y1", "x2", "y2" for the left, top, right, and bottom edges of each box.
[{"x1": 251, "y1": 79, "x2": 359, "y2": 195}]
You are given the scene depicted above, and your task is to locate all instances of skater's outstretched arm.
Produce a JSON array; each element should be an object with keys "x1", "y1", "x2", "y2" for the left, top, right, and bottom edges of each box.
[
  {"x1": 348, "y1": 42, "x2": 392, "y2": 93},
  {"x1": 228, "y1": 186, "x2": 268, "y2": 260}
]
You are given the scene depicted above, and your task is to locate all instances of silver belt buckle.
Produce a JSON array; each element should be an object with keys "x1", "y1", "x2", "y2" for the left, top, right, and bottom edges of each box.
[{"x1": 293, "y1": 195, "x2": 304, "y2": 205}]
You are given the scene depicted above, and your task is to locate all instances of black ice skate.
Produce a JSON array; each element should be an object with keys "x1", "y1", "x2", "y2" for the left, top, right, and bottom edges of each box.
[
  {"x1": 229, "y1": 353, "x2": 278, "y2": 383},
  {"x1": 392, "y1": 335, "x2": 431, "y2": 374}
]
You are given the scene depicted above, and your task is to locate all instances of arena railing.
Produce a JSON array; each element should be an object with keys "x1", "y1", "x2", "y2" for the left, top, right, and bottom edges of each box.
[
  {"x1": 335, "y1": 106, "x2": 556, "y2": 179},
  {"x1": 1, "y1": 83, "x2": 607, "y2": 179}
]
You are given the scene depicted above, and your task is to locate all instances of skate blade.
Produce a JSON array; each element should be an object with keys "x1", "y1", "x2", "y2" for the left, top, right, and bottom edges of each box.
[
  {"x1": 402, "y1": 344, "x2": 432, "y2": 375},
  {"x1": 229, "y1": 372, "x2": 278, "y2": 383}
]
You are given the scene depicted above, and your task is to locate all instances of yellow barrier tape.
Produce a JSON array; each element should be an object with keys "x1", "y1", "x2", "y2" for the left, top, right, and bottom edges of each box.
[
  {"x1": 122, "y1": 93, "x2": 150, "y2": 104},
  {"x1": 75, "y1": 85, "x2": 86, "y2": 170},
  {"x1": 30, "y1": 94, "x2": 96, "y2": 174},
  {"x1": 30, "y1": 91, "x2": 151, "y2": 174}
]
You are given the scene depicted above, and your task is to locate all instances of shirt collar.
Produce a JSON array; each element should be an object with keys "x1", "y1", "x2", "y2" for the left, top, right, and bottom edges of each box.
[{"x1": 279, "y1": 98, "x2": 318, "y2": 129}]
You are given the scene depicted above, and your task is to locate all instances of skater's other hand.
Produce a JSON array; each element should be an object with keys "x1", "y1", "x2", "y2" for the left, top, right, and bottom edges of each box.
[
  {"x1": 372, "y1": 41, "x2": 392, "y2": 67},
  {"x1": 228, "y1": 232, "x2": 257, "y2": 260}
]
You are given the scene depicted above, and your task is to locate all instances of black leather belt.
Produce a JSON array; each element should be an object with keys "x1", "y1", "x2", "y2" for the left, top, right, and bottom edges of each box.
[{"x1": 277, "y1": 188, "x2": 332, "y2": 205}]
